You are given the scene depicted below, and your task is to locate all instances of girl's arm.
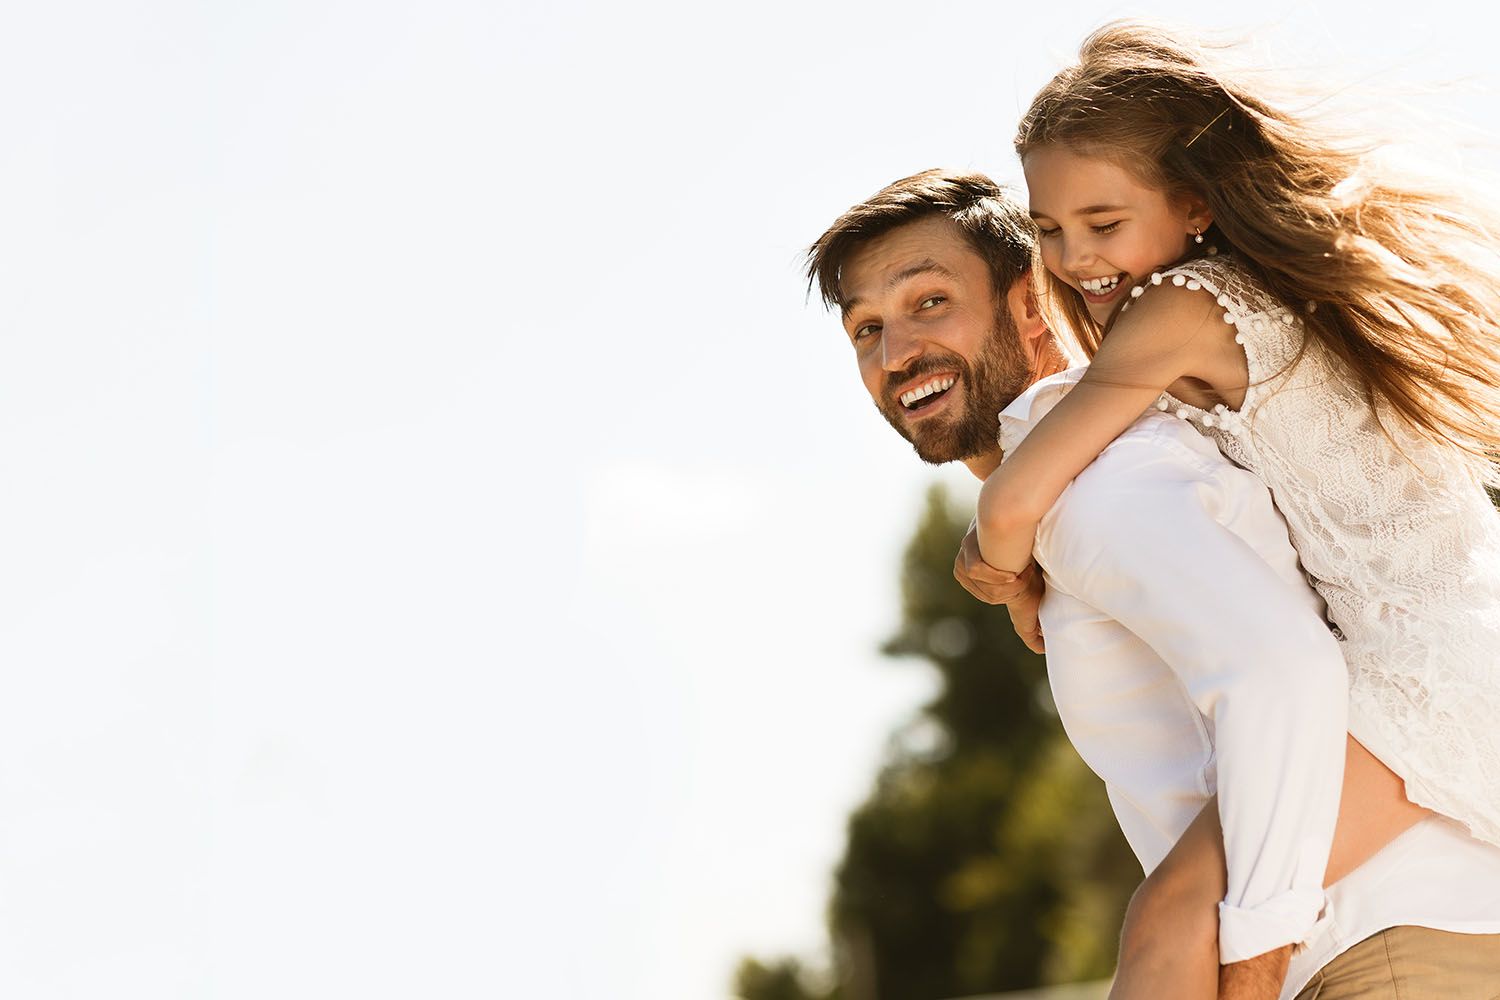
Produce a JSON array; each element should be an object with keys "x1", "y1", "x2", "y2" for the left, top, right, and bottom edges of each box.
[{"x1": 976, "y1": 283, "x2": 1238, "y2": 572}]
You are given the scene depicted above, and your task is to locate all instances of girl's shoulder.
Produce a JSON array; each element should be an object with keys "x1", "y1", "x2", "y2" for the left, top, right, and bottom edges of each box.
[
  {"x1": 1134, "y1": 252, "x2": 1307, "y2": 377},
  {"x1": 1109, "y1": 252, "x2": 1265, "y2": 357},
  {"x1": 1120, "y1": 253, "x2": 1309, "y2": 414},
  {"x1": 1157, "y1": 252, "x2": 1284, "y2": 319}
]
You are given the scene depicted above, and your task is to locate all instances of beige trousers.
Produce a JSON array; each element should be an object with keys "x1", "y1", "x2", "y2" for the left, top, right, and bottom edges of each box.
[{"x1": 1293, "y1": 926, "x2": 1500, "y2": 999}]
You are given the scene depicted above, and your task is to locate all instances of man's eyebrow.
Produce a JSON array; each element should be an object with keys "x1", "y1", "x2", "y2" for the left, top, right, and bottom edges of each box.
[
  {"x1": 888, "y1": 259, "x2": 960, "y2": 287},
  {"x1": 1030, "y1": 204, "x2": 1128, "y2": 218},
  {"x1": 841, "y1": 259, "x2": 959, "y2": 317}
]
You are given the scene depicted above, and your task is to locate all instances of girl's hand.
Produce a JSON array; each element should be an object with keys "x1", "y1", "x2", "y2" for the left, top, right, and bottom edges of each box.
[{"x1": 954, "y1": 520, "x2": 1047, "y2": 653}]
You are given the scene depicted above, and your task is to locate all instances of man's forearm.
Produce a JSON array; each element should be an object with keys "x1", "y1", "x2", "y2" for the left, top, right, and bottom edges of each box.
[{"x1": 1219, "y1": 945, "x2": 1291, "y2": 1000}]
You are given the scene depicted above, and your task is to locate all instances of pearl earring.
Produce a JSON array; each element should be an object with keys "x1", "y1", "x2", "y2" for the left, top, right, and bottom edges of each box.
[{"x1": 1194, "y1": 227, "x2": 1205, "y2": 244}]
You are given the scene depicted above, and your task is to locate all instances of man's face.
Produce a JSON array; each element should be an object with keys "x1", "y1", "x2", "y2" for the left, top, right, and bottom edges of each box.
[{"x1": 840, "y1": 215, "x2": 1033, "y2": 464}]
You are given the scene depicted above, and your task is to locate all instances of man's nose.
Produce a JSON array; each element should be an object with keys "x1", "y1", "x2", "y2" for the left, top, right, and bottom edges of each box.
[{"x1": 880, "y1": 318, "x2": 923, "y2": 372}]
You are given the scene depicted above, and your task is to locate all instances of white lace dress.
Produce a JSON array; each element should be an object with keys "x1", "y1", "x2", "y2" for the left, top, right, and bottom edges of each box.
[{"x1": 1145, "y1": 254, "x2": 1500, "y2": 848}]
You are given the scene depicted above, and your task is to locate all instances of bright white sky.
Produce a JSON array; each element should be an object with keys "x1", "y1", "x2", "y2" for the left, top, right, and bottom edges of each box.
[{"x1": 0, "y1": 2, "x2": 1496, "y2": 998}]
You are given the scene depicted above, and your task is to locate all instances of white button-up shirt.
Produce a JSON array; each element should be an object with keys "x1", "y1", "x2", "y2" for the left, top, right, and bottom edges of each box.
[{"x1": 1003, "y1": 369, "x2": 1500, "y2": 999}]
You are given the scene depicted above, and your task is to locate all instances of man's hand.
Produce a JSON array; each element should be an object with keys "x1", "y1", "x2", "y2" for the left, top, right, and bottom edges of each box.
[
  {"x1": 953, "y1": 521, "x2": 1047, "y2": 653},
  {"x1": 1005, "y1": 574, "x2": 1045, "y2": 654}
]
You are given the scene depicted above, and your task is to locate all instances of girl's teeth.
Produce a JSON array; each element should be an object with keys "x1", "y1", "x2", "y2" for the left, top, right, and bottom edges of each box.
[{"x1": 1082, "y1": 274, "x2": 1123, "y2": 293}]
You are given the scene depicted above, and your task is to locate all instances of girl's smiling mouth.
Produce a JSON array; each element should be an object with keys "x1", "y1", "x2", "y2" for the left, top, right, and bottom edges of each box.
[{"x1": 1080, "y1": 272, "x2": 1128, "y2": 302}]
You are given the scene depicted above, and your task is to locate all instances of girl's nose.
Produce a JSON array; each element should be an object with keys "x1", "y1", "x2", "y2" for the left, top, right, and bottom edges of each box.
[{"x1": 1062, "y1": 236, "x2": 1096, "y2": 274}]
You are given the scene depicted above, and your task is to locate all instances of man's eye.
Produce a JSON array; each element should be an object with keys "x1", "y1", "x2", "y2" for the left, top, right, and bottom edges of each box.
[
  {"x1": 1092, "y1": 221, "x2": 1121, "y2": 234},
  {"x1": 854, "y1": 323, "x2": 880, "y2": 341},
  {"x1": 918, "y1": 295, "x2": 946, "y2": 309}
]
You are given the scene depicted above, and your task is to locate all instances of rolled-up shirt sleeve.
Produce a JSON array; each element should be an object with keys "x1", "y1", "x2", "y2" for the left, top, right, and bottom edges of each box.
[{"x1": 1036, "y1": 428, "x2": 1348, "y2": 963}]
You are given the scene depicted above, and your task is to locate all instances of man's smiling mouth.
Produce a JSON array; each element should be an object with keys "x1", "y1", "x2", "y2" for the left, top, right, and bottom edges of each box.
[{"x1": 900, "y1": 375, "x2": 957, "y2": 410}]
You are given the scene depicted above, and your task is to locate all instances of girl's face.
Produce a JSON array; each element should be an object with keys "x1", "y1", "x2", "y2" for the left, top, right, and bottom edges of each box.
[{"x1": 1023, "y1": 144, "x2": 1212, "y2": 326}]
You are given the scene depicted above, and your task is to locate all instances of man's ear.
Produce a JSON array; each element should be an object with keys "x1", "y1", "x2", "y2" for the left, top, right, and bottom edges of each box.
[
  {"x1": 1006, "y1": 271, "x2": 1066, "y2": 376},
  {"x1": 1005, "y1": 272, "x2": 1048, "y2": 349}
]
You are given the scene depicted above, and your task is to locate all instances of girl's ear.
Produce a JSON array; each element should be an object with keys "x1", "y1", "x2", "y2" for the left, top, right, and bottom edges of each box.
[{"x1": 1182, "y1": 194, "x2": 1214, "y2": 235}]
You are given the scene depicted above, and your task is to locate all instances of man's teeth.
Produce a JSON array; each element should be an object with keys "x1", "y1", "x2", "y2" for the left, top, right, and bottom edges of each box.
[
  {"x1": 900, "y1": 375, "x2": 956, "y2": 409},
  {"x1": 1081, "y1": 274, "x2": 1123, "y2": 294}
]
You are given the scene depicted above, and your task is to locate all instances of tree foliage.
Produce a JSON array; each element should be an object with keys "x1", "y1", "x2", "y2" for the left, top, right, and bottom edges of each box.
[
  {"x1": 733, "y1": 957, "x2": 837, "y2": 1000},
  {"x1": 736, "y1": 485, "x2": 1141, "y2": 1000}
]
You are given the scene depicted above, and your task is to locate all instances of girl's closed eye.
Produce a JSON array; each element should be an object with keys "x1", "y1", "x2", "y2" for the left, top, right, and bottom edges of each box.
[{"x1": 1092, "y1": 221, "x2": 1121, "y2": 234}]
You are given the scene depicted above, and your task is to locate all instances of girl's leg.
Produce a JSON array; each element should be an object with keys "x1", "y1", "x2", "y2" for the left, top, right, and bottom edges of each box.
[
  {"x1": 1107, "y1": 735, "x2": 1431, "y2": 1000},
  {"x1": 1108, "y1": 800, "x2": 1222, "y2": 1000},
  {"x1": 1322, "y1": 737, "x2": 1428, "y2": 886}
]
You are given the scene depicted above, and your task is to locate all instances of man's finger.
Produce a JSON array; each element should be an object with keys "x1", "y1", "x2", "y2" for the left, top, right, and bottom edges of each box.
[
  {"x1": 963, "y1": 555, "x2": 1019, "y2": 584},
  {"x1": 955, "y1": 574, "x2": 1011, "y2": 605},
  {"x1": 956, "y1": 566, "x2": 1013, "y2": 596}
]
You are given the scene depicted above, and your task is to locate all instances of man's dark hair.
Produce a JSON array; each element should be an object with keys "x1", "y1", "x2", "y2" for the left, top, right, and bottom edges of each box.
[{"x1": 805, "y1": 169, "x2": 1037, "y2": 313}]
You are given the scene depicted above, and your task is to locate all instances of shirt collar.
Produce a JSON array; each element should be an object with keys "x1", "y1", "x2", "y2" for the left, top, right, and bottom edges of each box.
[{"x1": 997, "y1": 366, "x2": 1089, "y2": 458}]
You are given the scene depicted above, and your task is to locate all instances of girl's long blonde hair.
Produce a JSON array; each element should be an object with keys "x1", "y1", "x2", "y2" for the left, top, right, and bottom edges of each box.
[{"x1": 1017, "y1": 21, "x2": 1500, "y2": 464}]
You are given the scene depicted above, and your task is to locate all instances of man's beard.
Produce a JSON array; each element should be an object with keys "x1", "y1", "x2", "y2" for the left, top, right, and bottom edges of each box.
[{"x1": 875, "y1": 313, "x2": 1033, "y2": 465}]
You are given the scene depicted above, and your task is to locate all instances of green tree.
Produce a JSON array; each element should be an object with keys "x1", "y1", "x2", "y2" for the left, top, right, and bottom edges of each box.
[
  {"x1": 736, "y1": 485, "x2": 1140, "y2": 1000},
  {"x1": 733, "y1": 957, "x2": 838, "y2": 1000}
]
